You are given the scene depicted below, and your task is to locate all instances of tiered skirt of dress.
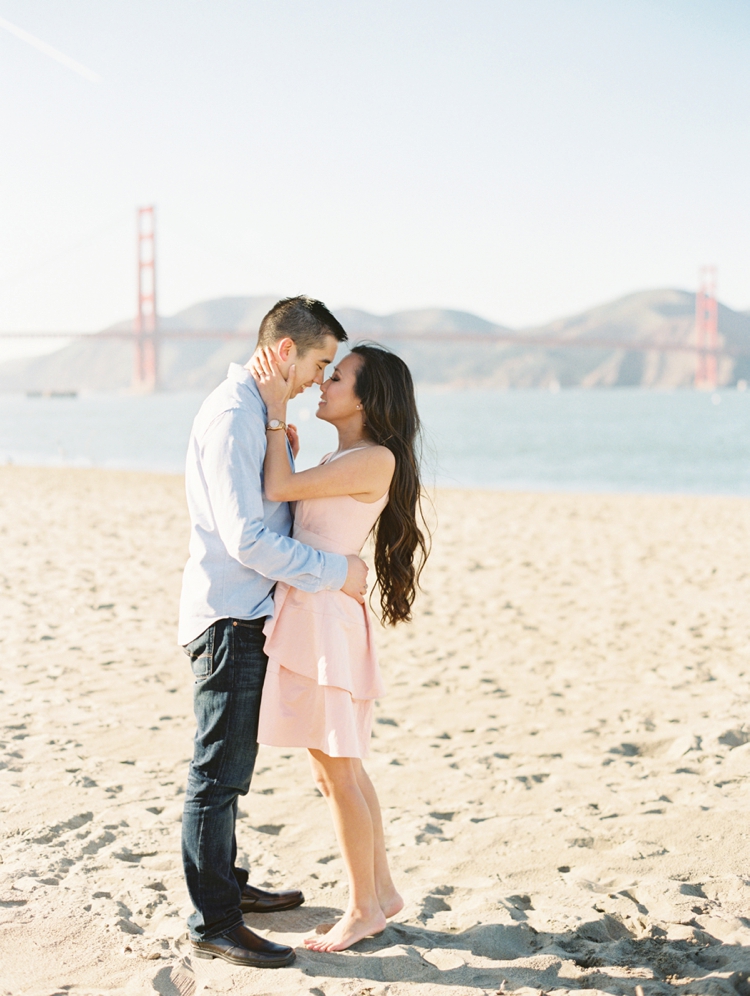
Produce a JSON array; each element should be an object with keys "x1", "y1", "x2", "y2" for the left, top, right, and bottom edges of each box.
[
  {"x1": 259, "y1": 580, "x2": 385, "y2": 758},
  {"x1": 257, "y1": 483, "x2": 389, "y2": 760}
]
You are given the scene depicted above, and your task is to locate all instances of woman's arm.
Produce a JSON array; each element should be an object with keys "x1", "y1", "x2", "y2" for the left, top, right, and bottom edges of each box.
[{"x1": 264, "y1": 428, "x2": 394, "y2": 502}]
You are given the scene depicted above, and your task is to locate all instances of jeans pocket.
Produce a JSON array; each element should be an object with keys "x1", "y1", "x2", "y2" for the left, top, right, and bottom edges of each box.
[{"x1": 183, "y1": 626, "x2": 215, "y2": 680}]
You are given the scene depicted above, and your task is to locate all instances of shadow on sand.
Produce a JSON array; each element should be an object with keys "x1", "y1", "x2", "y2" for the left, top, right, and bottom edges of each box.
[{"x1": 245, "y1": 906, "x2": 750, "y2": 995}]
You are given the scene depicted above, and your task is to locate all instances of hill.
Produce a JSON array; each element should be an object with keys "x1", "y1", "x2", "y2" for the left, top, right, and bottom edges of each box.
[{"x1": 1, "y1": 289, "x2": 749, "y2": 392}]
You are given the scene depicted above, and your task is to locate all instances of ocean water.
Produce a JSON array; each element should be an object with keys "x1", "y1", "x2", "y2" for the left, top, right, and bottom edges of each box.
[{"x1": 1, "y1": 387, "x2": 749, "y2": 495}]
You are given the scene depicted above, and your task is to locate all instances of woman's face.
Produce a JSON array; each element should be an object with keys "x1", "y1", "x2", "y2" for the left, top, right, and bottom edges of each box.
[{"x1": 316, "y1": 352, "x2": 364, "y2": 423}]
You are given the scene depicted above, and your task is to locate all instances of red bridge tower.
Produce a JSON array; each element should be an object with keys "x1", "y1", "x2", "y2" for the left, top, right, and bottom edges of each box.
[
  {"x1": 695, "y1": 265, "x2": 718, "y2": 390},
  {"x1": 133, "y1": 206, "x2": 158, "y2": 392}
]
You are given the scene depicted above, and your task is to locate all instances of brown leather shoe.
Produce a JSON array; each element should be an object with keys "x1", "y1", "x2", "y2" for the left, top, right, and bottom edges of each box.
[
  {"x1": 239, "y1": 882, "x2": 304, "y2": 914},
  {"x1": 192, "y1": 923, "x2": 295, "y2": 968}
]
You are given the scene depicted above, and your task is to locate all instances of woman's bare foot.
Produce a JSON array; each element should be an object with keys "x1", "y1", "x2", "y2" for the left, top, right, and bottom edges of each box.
[
  {"x1": 304, "y1": 904, "x2": 387, "y2": 952},
  {"x1": 312, "y1": 889, "x2": 402, "y2": 938},
  {"x1": 378, "y1": 887, "x2": 404, "y2": 919}
]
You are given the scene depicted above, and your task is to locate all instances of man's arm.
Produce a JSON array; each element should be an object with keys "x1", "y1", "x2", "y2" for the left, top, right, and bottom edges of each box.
[{"x1": 200, "y1": 407, "x2": 356, "y2": 594}]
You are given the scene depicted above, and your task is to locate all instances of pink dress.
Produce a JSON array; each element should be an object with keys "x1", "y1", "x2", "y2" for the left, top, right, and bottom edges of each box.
[{"x1": 258, "y1": 452, "x2": 388, "y2": 759}]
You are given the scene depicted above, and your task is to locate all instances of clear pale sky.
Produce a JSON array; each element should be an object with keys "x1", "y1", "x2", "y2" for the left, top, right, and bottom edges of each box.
[{"x1": 1, "y1": 0, "x2": 749, "y2": 360}]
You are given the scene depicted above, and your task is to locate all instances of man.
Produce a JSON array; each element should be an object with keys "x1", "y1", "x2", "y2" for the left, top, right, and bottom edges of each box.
[{"x1": 178, "y1": 296, "x2": 369, "y2": 969}]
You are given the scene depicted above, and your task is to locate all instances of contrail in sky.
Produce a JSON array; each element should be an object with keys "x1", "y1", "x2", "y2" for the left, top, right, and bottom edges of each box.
[{"x1": 0, "y1": 15, "x2": 101, "y2": 82}]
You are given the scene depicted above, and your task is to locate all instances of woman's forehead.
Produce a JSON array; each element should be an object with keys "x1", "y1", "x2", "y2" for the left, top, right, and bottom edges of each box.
[{"x1": 336, "y1": 352, "x2": 362, "y2": 373}]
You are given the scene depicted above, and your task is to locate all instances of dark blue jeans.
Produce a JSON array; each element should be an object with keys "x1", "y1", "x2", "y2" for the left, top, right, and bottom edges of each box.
[{"x1": 181, "y1": 617, "x2": 267, "y2": 940}]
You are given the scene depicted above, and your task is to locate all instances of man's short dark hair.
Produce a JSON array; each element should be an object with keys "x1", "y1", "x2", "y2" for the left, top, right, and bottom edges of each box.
[{"x1": 257, "y1": 296, "x2": 347, "y2": 355}]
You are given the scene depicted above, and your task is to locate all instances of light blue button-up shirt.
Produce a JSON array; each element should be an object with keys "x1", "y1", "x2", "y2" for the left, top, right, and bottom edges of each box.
[{"x1": 178, "y1": 363, "x2": 347, "y2": 645}]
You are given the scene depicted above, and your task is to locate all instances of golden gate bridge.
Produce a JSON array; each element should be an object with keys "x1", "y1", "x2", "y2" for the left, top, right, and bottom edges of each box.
[{"x1": 0, "y1": 207, "x2": 731, "y2": 393}]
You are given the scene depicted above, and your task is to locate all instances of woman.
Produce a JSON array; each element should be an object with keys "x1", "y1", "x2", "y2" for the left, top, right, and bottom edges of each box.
[{"x1": 252, "y1": 343, "x2": 429, "y2": 952}]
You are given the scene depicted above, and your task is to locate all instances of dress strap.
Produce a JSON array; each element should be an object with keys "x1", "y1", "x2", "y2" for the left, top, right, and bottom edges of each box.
[{"x1": 324, "y1": 446, "x2": 372, "y2": 464}]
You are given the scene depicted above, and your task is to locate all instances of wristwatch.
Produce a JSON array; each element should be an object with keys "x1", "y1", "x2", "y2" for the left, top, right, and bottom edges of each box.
[{"x1": 266, "y1": 419, "x2": 288, "y2": 432}]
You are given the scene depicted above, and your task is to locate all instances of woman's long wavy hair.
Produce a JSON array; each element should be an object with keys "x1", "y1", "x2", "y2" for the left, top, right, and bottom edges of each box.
[{"x1": 351, "y1": 344, "x2": 430, "y2": 625}]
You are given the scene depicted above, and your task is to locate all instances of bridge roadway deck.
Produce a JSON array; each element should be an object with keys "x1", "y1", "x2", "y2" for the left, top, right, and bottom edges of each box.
[{"x1": 0, "y1": 328, "x2": 747, "y2": 356}]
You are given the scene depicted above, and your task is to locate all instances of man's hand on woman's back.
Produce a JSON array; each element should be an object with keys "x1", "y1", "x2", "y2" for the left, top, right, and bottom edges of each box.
[{"x1": 342, "y1": 555, "x2": 369, "y2": 604}]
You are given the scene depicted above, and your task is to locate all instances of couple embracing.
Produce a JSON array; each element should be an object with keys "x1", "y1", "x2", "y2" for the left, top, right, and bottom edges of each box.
[{"x1": 178, "y1": 296, "x2": 428, "y2": 968}]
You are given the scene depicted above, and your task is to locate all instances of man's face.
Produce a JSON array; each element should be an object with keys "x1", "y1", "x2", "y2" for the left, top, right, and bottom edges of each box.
[{"x1": 287, "y1": 335, "x2": 339, "y2": 398}]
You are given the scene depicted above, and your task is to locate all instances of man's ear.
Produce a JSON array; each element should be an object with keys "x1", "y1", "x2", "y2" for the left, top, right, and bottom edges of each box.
[{"x1": 276, "y1": 337, "x2": 295, "y2": 362}]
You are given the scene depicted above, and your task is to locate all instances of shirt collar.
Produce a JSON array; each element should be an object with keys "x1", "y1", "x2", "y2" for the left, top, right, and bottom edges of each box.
[{"x1": 227, "y1": 363, "x2": 266, "y2": 414}]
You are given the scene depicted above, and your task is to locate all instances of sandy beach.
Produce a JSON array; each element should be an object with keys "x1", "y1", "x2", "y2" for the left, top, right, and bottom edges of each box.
[{"x1": 1, "y1": 465, "x2": 749, "y2": 996}]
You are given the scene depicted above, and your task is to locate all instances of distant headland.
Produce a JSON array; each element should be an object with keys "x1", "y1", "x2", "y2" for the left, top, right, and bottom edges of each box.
[{"x1": 1, "y1": 288, "x2": 749, "y2": 393}]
